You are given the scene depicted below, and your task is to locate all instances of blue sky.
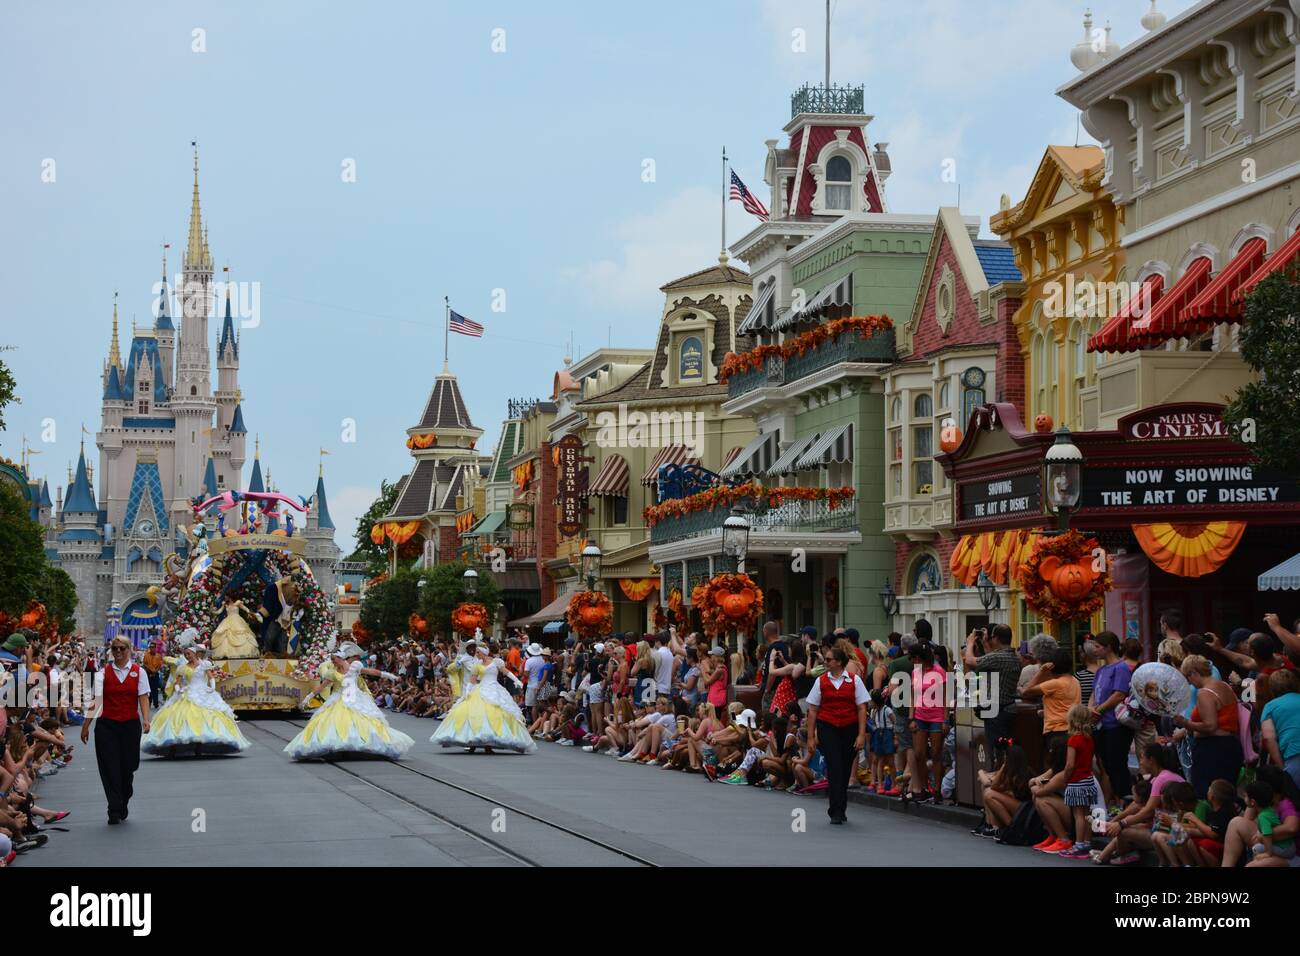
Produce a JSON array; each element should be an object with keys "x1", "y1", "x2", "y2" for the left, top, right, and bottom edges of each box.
[{"x1": 0, "y1": 0, "x2": 1196, "y2": 547}]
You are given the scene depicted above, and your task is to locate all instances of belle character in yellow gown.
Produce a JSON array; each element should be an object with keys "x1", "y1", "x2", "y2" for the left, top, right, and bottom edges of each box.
[
  {"x1": 142, "y1": 640, "x2": 250, "y2": 755},
  {"x1": 283, "y1": 642, "x2": 414, "y2": 760},
  {"x1": 211, "y1": 594, "x2": 260, "y2": 660}
]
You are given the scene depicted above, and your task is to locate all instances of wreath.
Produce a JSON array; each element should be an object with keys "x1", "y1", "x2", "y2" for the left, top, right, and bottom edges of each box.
[
  {"x1": 566, "y1": 590, "x2": 613, "y2": 639},
  {"x1": 691, "y1": 572, "x2": 764, "y2": 638},
  {"x1": 451, "y1": 602, "x2": 490, "y2": 638},
  {"x1": 1018, "y1": 529, "x2": 1111, "y2": 625}
]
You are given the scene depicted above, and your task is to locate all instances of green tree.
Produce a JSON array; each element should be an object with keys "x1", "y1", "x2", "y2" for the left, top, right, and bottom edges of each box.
[
  {"x1": 0, "y1": 352, "x2": 18, "y2": 432},
  {"x1": 0, "y1": 480, "x2": 48, "y2": 617},
  {"x1": 1223, "y1": 272, "x2": 1300, "y2": 473},
  {"x1": 417, "y1": 560, "x2": 502, "y2": 638},
  {"x1": 36, "y1": 565, "x2": 79, "y2": 635},
  {"x1": 357, "y1": 566, "x2": 423, "y2": 640},
  {"x1": 347, "y1": 479, "x2": 400, "y2": 573}
]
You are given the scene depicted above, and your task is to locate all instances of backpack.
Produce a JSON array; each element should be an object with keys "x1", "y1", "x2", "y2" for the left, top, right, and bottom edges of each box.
[{"x1": 998, "y1": 801, "x2": 1047, "y2": 847}]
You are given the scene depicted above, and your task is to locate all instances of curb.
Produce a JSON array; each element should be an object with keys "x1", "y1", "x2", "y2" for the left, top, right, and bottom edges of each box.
[{"x1": 842, "y1": 788, "x2": 984, "y2": 828}]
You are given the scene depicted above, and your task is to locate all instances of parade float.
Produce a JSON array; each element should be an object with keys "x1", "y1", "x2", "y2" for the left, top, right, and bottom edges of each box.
[{"x1": 168, "y1": 488, "x2": 337, "y2": 711}]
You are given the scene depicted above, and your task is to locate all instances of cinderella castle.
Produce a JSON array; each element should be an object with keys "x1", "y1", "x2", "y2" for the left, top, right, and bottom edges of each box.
[{"x1": 32, "y1": 151, "x2": 340, "y2": 638}]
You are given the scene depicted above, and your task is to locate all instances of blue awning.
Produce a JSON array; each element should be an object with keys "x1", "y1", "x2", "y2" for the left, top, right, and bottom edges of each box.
[
  {"x1": 542, "y1": 620, "x2": 565, "y2": 634},
  {"x1": 1259, "y1": 552, "x2": 1300, "y2": 591}
]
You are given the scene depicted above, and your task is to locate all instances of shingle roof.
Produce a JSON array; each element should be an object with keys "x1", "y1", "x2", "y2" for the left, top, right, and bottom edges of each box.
[
  {"x1": 416, "y1": 373, "x2": 474, "y2": 431},
  {"x1": 660, "y1": 262, "x2": 750, "y2": 292},
  {"x1": 973, "y1": 243, "x2": 1022, "y2": 284},
  {"x1": 388, "y1": 460, "x2": 460, "y2": 519},
  {"x1": 492, "y1": 421, "x2": 519, "y2": 482}
]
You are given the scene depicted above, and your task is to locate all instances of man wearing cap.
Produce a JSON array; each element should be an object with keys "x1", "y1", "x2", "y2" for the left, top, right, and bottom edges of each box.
[
  {"x1": 81, "y1": 636, "x2": 151, "y2": 825},
  {"x1": 523, "y1": 642, "x2": 547, "y2": 720}
]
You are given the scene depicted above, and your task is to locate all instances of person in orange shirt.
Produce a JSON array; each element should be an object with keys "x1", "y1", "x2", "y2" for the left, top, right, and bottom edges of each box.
[
  {"x1": 142, "y1": 640, "x2": 165, "y2": 709},
  {"x1": 505, "y1": 637, "x2": 524, "y2": 678}
]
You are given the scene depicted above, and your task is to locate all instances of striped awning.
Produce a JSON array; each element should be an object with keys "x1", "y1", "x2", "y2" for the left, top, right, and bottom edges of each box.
[
  {"x1": 1128, "y1": 257, "x2": 1213, "y2": 344},
  {"x1": 774, "y1": 274, "x2": 852, "y2": 331},
  {"x1": 736, "y1": 282, "x2": 777, "y2": 335},
  {"x1": 586, "y1": 454, "x2": 630, "y2": 498},
  {"x1": 1183, "y1": 237, "x2": 1267, "y2": 329},
  {"x1": 641, "y1": 444, "x2": 703, "y2": 486},
  {"x1": 1233, "y1": 226, "x2": 1300, "y2": 308},
  {"x1": 720, "y1": 432, "x2": 779, "y2": 479},
  {"x1": 1089, "y1": 274, "x2": 1164, "y2": 354},
  {"x1": 796, "y1": 422, "x2": 854, "y2": 470},
  {"x1": 463, "y1": 511, "x2": 507, "y2": 537},
  {"x1": 1259, "y1": 551, "x2": 1300, "y2": 591},
  {"x1": 768, "y1": 433, "x2": 820, "y2": 475}
]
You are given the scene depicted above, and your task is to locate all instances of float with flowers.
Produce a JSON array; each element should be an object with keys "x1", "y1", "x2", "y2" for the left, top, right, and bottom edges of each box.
[{"x1": 169, "y1": 487, "x2": 338, "y2": 711}]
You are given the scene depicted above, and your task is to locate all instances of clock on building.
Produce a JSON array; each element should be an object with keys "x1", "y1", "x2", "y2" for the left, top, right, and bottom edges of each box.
[{"x1": 136, "y1": 519, "x2": 155, "y2": 537}]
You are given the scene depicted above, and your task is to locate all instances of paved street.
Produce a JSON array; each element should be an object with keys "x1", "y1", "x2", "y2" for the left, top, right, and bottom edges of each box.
[{"x1": 26, "y1": 712, "x2": 1066, "y2": 867}]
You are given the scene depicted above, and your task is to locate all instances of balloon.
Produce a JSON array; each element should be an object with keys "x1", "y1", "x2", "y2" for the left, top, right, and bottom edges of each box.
[{"x1": 1128, "y1": 662, "x2": 1191, "y2": 718}]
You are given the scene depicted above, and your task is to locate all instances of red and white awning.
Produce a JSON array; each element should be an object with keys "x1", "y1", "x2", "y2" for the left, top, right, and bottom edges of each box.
[
  {"x1": 640, "y1": 444, "x2": 703, "y2": 486},
  {"x1": 1182, "y1": 237, "x2": 1267, "y2": 330},
  {"x1": 1088, "y1": 274, "x2": 1164, "y2": 354},
  {"x1": 1232, "y1": 227, "x2": 1300, "y2": 308},
  {"x1": 1128, "y1": 256, "x2": 1213, "y2": 344},
  {"x1": 585, "y1": 454, "x2": 630, "y2": 498}
]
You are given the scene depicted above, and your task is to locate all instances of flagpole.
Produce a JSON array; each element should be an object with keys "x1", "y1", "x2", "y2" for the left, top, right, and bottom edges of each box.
[
  {"x1": 443, "y1": 296, "x2": 450, "y2": 372},
  {"x1": 721, "y1": 147, "x2": 727, "y2": 263}
]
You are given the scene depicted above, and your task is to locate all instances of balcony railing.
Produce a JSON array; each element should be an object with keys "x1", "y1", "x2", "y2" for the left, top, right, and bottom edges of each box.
[
  {"x1": 791, "y1": 83, "x2": 865, "y2": 117},
  {"x1": 727, "y1": 327, "x2": 895, "y2": 399},
  {"x1": 650, "y1": 497, "x2": 859, "y2": 545}
]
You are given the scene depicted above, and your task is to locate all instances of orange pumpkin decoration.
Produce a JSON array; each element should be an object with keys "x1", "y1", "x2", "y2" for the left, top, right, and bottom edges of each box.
[
  {"x1": 719, "y1": 587, "x2": 757, "y2": 621},
  {"x1": 1039, "y1": 555, "x2": 1095, "y2": 602},
  {"x1": 1035, "y1": 413, "x2": 1054, "y2": 433},
  {"x1": 939, "y1": 423, "x2": 963, "y2": 453},
  {"x1": 451, "y1": 602, "x2": 490, "y2": 638},
  {"x1": 566, "y1": 590, "x2": 614, "y2": 639}
]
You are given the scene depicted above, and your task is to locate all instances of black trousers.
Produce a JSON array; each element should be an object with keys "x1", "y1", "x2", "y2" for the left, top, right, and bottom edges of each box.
[
  {"x1": 1095, "y1": 725, "x2": 1134, "y2": 801},
  {"x1": 817, "y1": 720, "x2": 858, "y2": 821},
  {"x1": 981, "y1": 710, "x2": 1016, "y2": 768},
  {"x1": 95, "y1": 718, "x2": 141, "y2": 819}
]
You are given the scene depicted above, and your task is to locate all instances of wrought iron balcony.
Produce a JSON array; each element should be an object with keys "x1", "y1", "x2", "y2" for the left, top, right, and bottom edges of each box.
[
  {"x1": 726, "y1": 326, "x2": 896, "y2": 399},
  {"x1": 650, "y1": 496, "x2": 859, "y2": 545},
  {"x1": 791, "y1": 83, "x2": 865, "y2": 117}
]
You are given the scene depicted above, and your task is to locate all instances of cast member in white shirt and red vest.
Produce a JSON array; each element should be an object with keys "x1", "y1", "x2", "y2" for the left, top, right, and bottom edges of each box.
[
  {"x1": 806, "y1": 645, "x2": 869, "y2": 825},
  {"x1": 80, "y1": 637, "x2": 152, "y2": 824}
]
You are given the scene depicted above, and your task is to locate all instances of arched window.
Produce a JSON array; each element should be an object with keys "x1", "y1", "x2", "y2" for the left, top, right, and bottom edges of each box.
[
  {"x1": 1033, "y1": 332, "x2": 1047, "y2": 416},
  {"x1": 826, "y1": 156, "x2": 852, "y2": 210},
  {"x1": 913, "y1": 393, "x2": 932, "y2": 419},
  {"x1": 938, "y1": 380, "x2": 950, "y2": 409},
  {"x1": 908, "y1": 554, "x2": 942, "y2": 594},
  {"x1": 891, "y1": 396, "x2": 902, "y2": 422},
  {"x1": 190, "y1": 385, "x2": 197, "y2": 396}
]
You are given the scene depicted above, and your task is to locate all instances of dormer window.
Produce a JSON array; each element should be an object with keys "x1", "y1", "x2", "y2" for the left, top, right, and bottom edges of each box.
[
  {"x1": 678, "y1": 336, "x2": 704, "y2": 382},
  {"x1": 826, "y1": 156, "x2": 852, "y2": 210},
  {"x1": 138, "y1": 399, "x2": 149, "y2": 414}
]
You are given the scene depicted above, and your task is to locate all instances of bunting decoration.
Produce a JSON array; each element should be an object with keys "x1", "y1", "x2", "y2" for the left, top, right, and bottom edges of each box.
[
  {"x1": 618, "y1": 578, "x2": 659, "y2": 602},
  {"x1": 1132, "y1": 521, "x2": 1246, "y2": 578}
]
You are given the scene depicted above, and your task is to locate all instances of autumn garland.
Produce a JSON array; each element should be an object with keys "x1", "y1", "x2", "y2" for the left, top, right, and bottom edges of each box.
[
  {"x1": 691, "y1": 573, "x2": 764, "y2": 638},
  {"x1": 566, "y1": 590, "x2": 614, "y2": 639},
  {"x1": 451, "y1": 602, "x2": 490, "y2": 638},
  {"x1": 1017, "y1": 529, "x2": 1111, "y2": 625},
  {"x1": 643, "y1": 482, "x2": 855, "y2": 528},
  {"x1": 719, "y1": 315, "x2": 893, "y2": 383}
]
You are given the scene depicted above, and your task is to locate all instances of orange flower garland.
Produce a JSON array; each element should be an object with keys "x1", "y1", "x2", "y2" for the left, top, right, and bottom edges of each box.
[
  {"x1": 405, "y1": 433, "x2": 437, "y2": 449},
  {"x1": 451, "y1": 602, "x2": 490, "y2": 638},
  {"x1": 720, "y1": 315, "x2": 892, "y2": 382},
  {"x1": 566, "y1": 590, "x2": 614, "y2": 639},
  {"x1": 643, "y1": 482, "x2": 854, "y2": 528},
  {"x1": 1017, "y1": 529, "x2": 1111, "y2": 625},
  {"x1": 692, "y1": 573, "x2": 764, "y2": 638}
]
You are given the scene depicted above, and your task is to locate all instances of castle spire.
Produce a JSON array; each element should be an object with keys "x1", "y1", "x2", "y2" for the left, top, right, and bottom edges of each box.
[
  {"x1": 108, "y1": 293, "x2": 122, "y2": 370},
  {"x1": 186, "y1": 142, "x2": 207, "y2": 265}
]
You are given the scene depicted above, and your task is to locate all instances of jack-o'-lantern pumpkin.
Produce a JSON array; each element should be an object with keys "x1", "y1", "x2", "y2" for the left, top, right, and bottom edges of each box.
[
  {"x1": 579, "y1": 604, "x2": 607, "y2": 627},
  {"x1": 939, "y1": 423, "x2": 963, "y2": 453},
  {"x1": 1039, "y1": 555, "x2": 1094, "y2": 601},
  {"x1": 1034, "y1": 413, "x2": 1054, "y2": 434},
  {"x1": 719, "y1": 587, "x2": 757, "y2": 620}
]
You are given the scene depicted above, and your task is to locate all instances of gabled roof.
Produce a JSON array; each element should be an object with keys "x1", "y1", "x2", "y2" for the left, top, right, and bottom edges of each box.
[
  {"x1": 313, "y1": 474, "x2": 334, "y2": 530},
  {"x1": 990, "y1": 145, "x2": 1104, "y2": 234},
  {"x1": 415, "y1": 372, "x2": 474, "y2": 431},
  {"x1": 123, "y1": 336, "x2": 168, "y2": 403},
  {"x1": 64, "y1": 448, "x2": 98, "y2": 514},
  {"x1": 124, "y1": 458, "x2": 169, "y2": 534},
  {"x1": 387, "y1": 459, "x2": 459, "y2": 519},
  {"x1": 903, "y1": 208, "x2": 989, "y2": 352}
]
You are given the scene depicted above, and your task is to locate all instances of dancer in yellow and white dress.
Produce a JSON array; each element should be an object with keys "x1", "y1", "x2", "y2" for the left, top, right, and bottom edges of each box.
[
  {"x1": 283, "y1": 642, "x2": 414, "y2": 760},
  {"x1": 430, "y1": 637, "x2": 536, "y2": 754},
  {"x1": 142, "y1": 632, "x2": 250, "y2": 755},
  {"x1": 210, "y1": 593, "x2": 260, "y2": 660}
]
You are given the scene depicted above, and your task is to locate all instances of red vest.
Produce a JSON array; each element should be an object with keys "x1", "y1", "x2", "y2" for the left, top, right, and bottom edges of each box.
[
  {"x1": 816, "y1": 672, "x2": 859, "y2": 727},
  {"x1": 102, "y1": 664, "x2": 142, "y2": 722}
]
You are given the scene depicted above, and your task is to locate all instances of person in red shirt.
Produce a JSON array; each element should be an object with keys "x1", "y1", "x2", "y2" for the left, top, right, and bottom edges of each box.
[
  {"x1": 80, "y1": 637, "x2": 152, "y2": 825},
  {"x1": 1056, "y1": 704, "x2": 1100, "y2": 859},
  {"x1": 806, "y1": 646, "x2": 869, "y2": 825}
]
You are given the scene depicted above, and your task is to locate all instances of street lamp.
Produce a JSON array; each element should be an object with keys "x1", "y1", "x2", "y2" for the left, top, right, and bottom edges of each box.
[
  {"x1": 721, "y1": 510, "x2": 750, "y2": 572},
  {"x1": 462, "y1": 567, "x2": 478, "y2": 598},
  {"x1": 976, "y1": 569, "x2": 1000, "y2": 611},
  {"x1": 879, "y1": 579, "x2": 898, "y2": 617},
  {"x1": 1043, "y1": 426, "x2": 1083, "y2": 532},
  {"x1": 580, "y1": 543, "x2": 602, "y2": 591}
]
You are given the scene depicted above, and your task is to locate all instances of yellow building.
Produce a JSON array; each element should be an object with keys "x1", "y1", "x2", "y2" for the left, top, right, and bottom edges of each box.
[{"x1": 990, "y1": 146, "x2": 1124, "y2": 432}]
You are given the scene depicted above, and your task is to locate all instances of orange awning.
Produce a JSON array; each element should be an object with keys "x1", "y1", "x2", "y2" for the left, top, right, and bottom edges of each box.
[
  {"x1": 1127, "y1": 257, "x2": 1213, "y2": 346},
  {"x1": 1132, "y1": 521, "x2": 1246, "y2": 578},
  {"x1": 1088, "y1": 274, "x2": 1164, "y2": 354}
]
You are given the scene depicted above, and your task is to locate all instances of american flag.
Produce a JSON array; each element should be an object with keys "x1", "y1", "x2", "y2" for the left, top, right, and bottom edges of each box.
[
  {"x1": 730, "y1": 170, "x2": 769, "y2": 221},
  {"x1": 449, "y1": 310, "x2": 484, "y2": 337}
]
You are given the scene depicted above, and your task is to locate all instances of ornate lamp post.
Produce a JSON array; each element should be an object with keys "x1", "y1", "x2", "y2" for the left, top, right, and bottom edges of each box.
[
  {"x1": 1043, "y1": 426, "x2": 1083, "y2": 533},
  {"x1": 580, "y1": 543, "x2": 602, "y2": 592},
  {"x1": 976, "y1": 569, "x2": 1000, "y2": 612},
  {"x1": 462, "y1": 567, "x2": 478, "y2": 598},
  {"x1": 721, "y1": 510, "x2": 750, "y2": 573},
  {"x1": 879, "y1": 579, "x2": 899, "y2": 618}
]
